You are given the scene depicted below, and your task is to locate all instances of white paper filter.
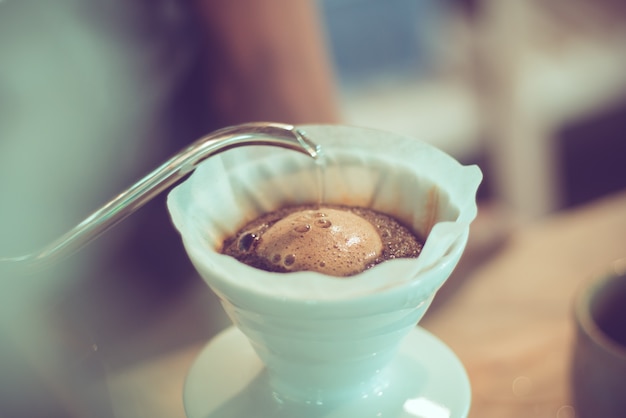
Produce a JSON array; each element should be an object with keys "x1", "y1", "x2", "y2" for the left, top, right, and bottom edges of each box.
[{"x1": 167, "y1": 125, "x2": 482, "y2": 300}]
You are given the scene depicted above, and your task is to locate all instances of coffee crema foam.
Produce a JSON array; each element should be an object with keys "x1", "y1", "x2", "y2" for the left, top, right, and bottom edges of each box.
[{"x1": 221, "y1": 204, "x2": 424, "y2": 277}]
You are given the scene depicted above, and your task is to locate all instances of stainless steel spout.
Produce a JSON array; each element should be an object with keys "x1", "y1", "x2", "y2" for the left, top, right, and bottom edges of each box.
[{"x1": 1, "y1": 122, "x2": 319, "y2": 269}]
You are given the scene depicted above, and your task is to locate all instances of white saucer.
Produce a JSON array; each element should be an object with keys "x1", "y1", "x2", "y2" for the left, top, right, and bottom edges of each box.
[{"x1": 184, "y1": 326, "x2": 471, "y2": 418}]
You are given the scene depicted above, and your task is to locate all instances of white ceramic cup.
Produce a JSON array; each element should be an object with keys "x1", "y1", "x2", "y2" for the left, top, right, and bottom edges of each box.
[{"x1": 168, "y1": 124, "x2": 481, "y2": 404}]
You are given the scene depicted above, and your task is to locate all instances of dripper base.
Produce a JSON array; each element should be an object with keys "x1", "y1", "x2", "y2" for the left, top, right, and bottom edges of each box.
[{"x1": 183, "y1": 326, "x2": 471, "y2": 418}]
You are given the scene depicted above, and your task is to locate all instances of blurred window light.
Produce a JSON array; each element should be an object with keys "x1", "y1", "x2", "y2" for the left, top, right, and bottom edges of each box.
[{"x1": 318, "y1": 0, "x2": 446, "y2": 87}]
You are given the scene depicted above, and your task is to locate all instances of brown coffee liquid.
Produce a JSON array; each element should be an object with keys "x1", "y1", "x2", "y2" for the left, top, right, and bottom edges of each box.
[{"x1": 221, "y1": 204, "x2": 424, "y2": 277}]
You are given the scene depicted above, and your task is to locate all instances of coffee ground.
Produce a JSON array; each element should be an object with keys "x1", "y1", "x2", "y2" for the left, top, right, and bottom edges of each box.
[{"x1": 221, "y1": 204, "x2": 424, "y2": 277}]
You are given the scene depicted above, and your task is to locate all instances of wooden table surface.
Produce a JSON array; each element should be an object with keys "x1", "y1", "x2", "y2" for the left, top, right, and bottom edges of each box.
[{"x1": 107, "y1": 191, "x2": 626, "y2": 418}]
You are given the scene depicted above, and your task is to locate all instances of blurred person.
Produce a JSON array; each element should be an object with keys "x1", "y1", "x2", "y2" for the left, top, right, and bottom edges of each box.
[{"x1": 0, "y1": 0, "x2": 339, "y2": 416}]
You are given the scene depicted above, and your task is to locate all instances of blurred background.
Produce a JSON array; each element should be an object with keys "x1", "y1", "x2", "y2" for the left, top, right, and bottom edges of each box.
[
  {"x1": 0, "y1": 0, "x2": 625, "y2": 416},
  {"x1": 324, "y1": 0, "x2": 626, "y2": 218}
]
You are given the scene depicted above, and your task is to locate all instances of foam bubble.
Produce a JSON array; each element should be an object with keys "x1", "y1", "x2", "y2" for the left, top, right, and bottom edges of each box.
[{"x1": 255, "y1": 208, "x2": 383, "y2": 276}]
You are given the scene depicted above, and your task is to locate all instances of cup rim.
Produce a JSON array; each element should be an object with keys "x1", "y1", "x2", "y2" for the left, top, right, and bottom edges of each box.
[{"x1": 574, "y1": 259, "x2": 626, "y2": 360}]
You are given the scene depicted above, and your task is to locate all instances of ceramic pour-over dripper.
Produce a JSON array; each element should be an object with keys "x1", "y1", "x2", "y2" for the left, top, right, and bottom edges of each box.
[{"x1": 168, "y1": 125, "x2": 482, "y2": 415}]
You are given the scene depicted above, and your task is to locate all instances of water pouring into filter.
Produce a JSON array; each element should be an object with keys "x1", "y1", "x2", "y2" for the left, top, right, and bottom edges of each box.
[
  {"x1": 0, "y1": 121, "x2": 481, "y2": 417},
  {"x1": 168, "y1": 124, "x2": 482, "y2": 417}
]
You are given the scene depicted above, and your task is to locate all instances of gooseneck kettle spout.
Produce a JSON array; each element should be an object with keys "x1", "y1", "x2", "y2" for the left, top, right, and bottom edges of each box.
[{"x1": 1, "y1": 122, "x2": 320, "y2": 269}]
